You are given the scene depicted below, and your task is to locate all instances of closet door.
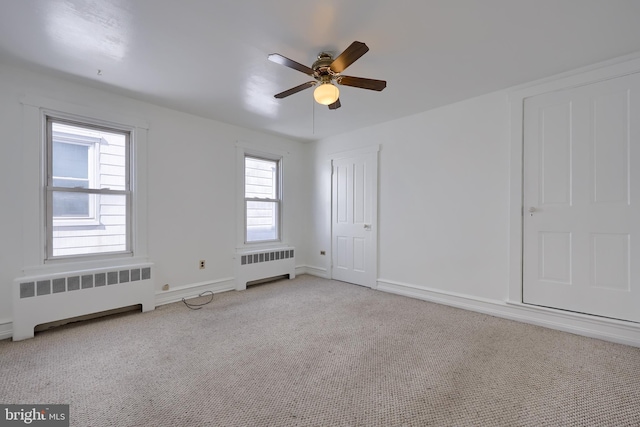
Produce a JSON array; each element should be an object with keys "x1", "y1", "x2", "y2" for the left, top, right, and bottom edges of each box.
[
  {"x1": 523, "y1": 73, "x2": 640, "y2": 322},
  {"x1": 332, "y1": 149, "x2": 378, "y2": 287}
]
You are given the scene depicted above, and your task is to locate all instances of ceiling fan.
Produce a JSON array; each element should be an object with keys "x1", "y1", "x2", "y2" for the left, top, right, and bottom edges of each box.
[{"x1": 268, "y1": 41, "x2": 386, "y2": 110}]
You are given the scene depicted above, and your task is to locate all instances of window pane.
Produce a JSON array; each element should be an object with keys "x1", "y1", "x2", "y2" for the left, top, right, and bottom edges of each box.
[
  {"x1": 53, "y1": 142, "x2": 88, "y2": 181},
  {"x1": 51, "y1": 193, "x2": 128, "y2": 257},
  {"x1": 53, "y1": 191, "x2": 90, "y2": 217},
  {"x1": 52, "y1": 122, "x2": 127, "y2": 190},
  {"x1": 246, "y1": 201, "x2": 278, "y2": 242},
  {"x1": 245, "y1": 157, "x2": 276, "y2": 199}
]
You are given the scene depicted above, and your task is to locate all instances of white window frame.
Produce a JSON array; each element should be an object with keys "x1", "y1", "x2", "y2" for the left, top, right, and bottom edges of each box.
[
  {"x1": 44, "y1": 115, "x2": 132, "y2": 262},
  {"x1": 20, "y1": 95, "x2": 149, "y2": 271},
  {"x1": 50, "y1": 130, "x2": 101, "y2": 226},
  {"x1": 236, "y1": 143, "x2": 287, "y2": 249},
  {"x1": 244, "y1": 154, "x2": 281, "y2": 244}
]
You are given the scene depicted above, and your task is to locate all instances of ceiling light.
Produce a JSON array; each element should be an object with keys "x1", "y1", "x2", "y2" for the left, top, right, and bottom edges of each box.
[{"x1": 313, "y1": 83, "x2": 339, "y2": 105}]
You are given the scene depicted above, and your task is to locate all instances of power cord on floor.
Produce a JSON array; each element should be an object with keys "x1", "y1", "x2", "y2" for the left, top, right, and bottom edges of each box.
[{"x1": 182, "y1": 291, "x2": 214, "y2": 310}]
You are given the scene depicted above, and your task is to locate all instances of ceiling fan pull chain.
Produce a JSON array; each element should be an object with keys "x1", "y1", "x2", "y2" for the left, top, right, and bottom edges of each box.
[{"x1": 312, "y1": 95, "x2": 315, "y2": 135}]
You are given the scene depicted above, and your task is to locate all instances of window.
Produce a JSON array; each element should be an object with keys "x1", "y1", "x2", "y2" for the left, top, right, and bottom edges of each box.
[
  {"x1": 46, "y1": 117, "x2": 131, "y2": 259},
  {"x1": 244, "y1": 155, "x2": 280, "y2": 243}
]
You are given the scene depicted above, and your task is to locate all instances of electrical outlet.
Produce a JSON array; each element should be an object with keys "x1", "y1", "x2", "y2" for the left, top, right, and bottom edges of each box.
[
  {"x1": 199, "y1": 260, "x2": 206, "y2": 269},
  {"x1": 320, "y1": 251, "x2": 326, "y2": 256},
  {"x1": 162, "y1": 284, "x2": 169, "y2": 291}
]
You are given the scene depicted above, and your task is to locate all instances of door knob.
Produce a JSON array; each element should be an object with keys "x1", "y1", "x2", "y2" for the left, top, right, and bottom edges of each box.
[
  {"x1": 364, "y1": 224, "x2": 372, "y2": 230},
  {"x1": 528, "y1": 207, "x2": 536, "y2": 216}
]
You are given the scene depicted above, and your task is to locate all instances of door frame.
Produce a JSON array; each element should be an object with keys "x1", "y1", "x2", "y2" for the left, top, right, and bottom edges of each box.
[
  {"x1": 508, "y1": 53, "x2": 640, "y2": 306},
  {"x1": 329, "y1": 144, "x2": 379, "y2": 287}
]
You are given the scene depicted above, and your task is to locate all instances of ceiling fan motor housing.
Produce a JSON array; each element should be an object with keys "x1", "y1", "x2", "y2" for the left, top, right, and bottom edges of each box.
[{"x1": 312, "y1": 52, "x2": 336, "y2": 81}]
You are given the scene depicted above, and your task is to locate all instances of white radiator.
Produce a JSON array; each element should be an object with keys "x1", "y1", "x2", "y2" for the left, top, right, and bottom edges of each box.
[
  {"x1": 234, "y1": 247, "x2": 295, "y2": 290},
  {"x1": 12, "y1": 263, "x2": 155, "y2": 341}
]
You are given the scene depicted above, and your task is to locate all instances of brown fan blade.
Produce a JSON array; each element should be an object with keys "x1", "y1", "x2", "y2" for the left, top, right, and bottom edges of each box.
[
  {"x1": 328, "y1": 98, "x2": 341, "y2": 110},
  {"x1": 338, "y1": 75, "x2": 386, "y2": 91},
  {"x1": 274, "y1": 81, "x2": 315, "y2": 99},
  {"x1": 268, "y1": 53, "x2": 314, "y2": 76},
  {"x1": 330, "y1": 41, "x2": 369, "y2": 73}
]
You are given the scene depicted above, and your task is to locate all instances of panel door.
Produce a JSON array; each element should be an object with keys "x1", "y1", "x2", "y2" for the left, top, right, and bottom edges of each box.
[
  {"x1": 523, "y1": 72, "x2": 640, "y2": 322},
  {"x1": 332, "y1": 151, "x2": 377, "y2": 287}
]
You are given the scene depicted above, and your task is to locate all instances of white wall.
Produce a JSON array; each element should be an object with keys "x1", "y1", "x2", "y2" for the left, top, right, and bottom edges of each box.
[
  {"x1": 0, "y1": 63, "x2": 310, "y2": 325},
  {"x1": 308, "y1": 91, "x2": 511, "y2": 300},
  {"x1": 0, "y1": 65, "x2": 23, "y2": 327}
]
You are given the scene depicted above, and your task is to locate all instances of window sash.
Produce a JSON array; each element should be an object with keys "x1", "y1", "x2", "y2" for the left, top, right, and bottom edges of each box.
[
  {"x1": 45, "y1": 116, "x2": 132, "y2": 260},
  {"x1": 245, "y1": 200, "x2": 280, "y2": 243},
  {"x1": 46, "y1": 118, "x2": 130, "y2": 189}
]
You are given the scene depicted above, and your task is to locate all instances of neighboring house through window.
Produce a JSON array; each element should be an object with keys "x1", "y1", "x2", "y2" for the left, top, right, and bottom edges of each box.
[{"x1": 51, "y1": 130, "x2": 97, "y2": 221}]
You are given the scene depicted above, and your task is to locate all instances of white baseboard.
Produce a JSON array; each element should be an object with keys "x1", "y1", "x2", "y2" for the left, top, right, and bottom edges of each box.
[
  {"x1": 296, "y1": 265, "x2": 329, "y2": 279},
  {"x1": 155, "y1": 277, "x2": 236, "y2": 306},
  {"x1": 377, "y1": 278, "x2": 640, "y2": 348},
  {"x1": 0, "y1": 320, "x2": 12, "y2": 341}
]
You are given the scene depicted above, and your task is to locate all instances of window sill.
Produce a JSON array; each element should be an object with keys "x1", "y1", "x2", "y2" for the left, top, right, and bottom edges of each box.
[
  {"x1": 53, "y1": 219, "x2": 101, "y2": 227},
  {"x1": 23, "y1": 253, "x2": 148, "y2": 278},
  {"x1": 237, "y1": 241, "x2": 288, "y2": 251}
]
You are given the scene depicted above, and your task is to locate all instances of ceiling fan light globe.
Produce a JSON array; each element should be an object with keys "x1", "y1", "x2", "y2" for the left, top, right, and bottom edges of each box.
[{"x1": 314, "y1": 83, "x2": 339, "y2": 105}]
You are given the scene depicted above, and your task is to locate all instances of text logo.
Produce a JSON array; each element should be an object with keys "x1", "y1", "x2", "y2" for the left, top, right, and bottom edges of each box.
[{"x1": 1, "y1": 405, "x2": 69, "y2": 427}]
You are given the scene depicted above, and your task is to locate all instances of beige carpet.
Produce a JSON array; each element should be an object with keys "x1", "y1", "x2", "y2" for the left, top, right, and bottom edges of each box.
[{"x1": 1, "y1": 275, "x2": 639, "y2": 426}]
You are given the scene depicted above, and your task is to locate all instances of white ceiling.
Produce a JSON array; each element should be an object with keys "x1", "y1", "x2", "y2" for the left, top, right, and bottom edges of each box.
[{"x1": 1, "y1": 1, "x2": 640, "y2": 142}]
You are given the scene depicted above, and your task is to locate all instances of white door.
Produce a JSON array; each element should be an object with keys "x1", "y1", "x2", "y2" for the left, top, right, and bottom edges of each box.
[
  {"x1": 331, "y1": 149, "x2": 378, "y2": 287},
  {"x1": 523, "y1": 72, "x2": 640, "y2": 322}
]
